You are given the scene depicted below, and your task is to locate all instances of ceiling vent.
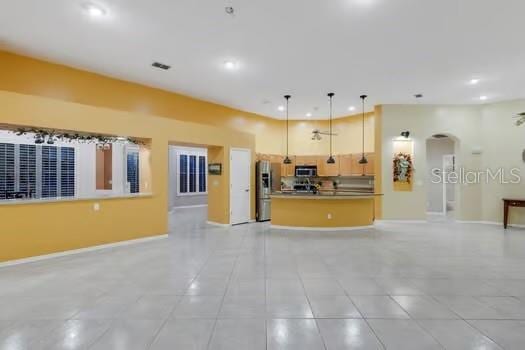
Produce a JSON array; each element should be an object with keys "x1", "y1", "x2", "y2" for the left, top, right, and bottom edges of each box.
[{"x1": 152, "y1": 62, "x2": 171, "y2": 70}]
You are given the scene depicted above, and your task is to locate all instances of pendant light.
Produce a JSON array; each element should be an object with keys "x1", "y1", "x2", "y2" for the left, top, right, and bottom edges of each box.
[
  {"x1": 358, "y1": 94, "x2": 368, "y2": 166},
  {"x1": 283, "y1": 95, "x2": 292, "y2": 164},
  {"x1": 327, "y1": 93, "x2": 336, "y2": 164}
]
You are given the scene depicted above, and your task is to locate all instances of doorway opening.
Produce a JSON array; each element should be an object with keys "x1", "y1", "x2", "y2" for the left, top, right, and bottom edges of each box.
[
  {"x1": 168, "y1": 144, "x2": 209, "y2": 230},
  {"x1": 426, "y1": 134, "x2": 457, "y2": 221}
]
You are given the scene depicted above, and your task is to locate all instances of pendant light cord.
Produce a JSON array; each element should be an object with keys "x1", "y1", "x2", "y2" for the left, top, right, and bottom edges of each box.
[
  {"x1": 285, "y1": 95, "x2": 291, "y2": 160},
  {"x1": 328, "y1": 93, "x2": 334, "y2": 157},
  {"x1": 362, "y1": 97, "x2": 365, "y2": 157}
]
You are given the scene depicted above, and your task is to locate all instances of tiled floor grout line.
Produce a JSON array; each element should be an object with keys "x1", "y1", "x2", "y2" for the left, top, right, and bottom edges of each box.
[
  {"x1": 342, "y1": 289, "x2": 387, "y2": 350},
  {"x1": 205, "y1": 227, "x2": 246, "y2": 350},
  {"x1": 297, "y1": 253, "x2": 328, "y2": 350},
  {"x1": 146, "y1": 226, "x2": 226, "y2": 350}
]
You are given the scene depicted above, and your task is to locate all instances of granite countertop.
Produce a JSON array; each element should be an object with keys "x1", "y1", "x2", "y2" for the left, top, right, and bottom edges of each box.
[{"x1": 271, "y1": 191, "x2": 382, "y2": 200}]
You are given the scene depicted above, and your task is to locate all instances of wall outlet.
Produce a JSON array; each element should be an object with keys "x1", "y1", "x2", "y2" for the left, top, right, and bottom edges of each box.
[
  {"x1": 327, "y1": 213, "x2": 332, "y2": 220},
  {"x1": 93, "y1": 203, "x2": 100, "y2": 211}
]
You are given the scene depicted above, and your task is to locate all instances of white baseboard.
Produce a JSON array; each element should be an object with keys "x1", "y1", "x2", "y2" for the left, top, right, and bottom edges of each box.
[
  {"x1": 427, "y1": 211, "x2": 445, "y2": 216},
  {"x1": 456, "y1": 220, "x2": 525, "y2": 229},
  {"x1": 270, "y1": 224, "x2": 374, "y2": 231},
  {"x1": 206, "y1": 221, "x2": 230, "y2": 227},
  {"x1": 375, "y1": 219, "x2": 427, "y2": 224},
  {"x1": 172, "y1": 204, "x2": 208, "y2": 209},
  {"x1": 0, "y1": 234, "x2": 169, "y2": 268}
]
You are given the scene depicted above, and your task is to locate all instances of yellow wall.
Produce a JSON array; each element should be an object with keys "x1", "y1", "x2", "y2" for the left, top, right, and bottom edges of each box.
[
  {"x1": 0, "y1": 50, "x2": 374, "y2": 155},
  {"x1": 271, "y1": 197, "x2": 375, "y2": 228},
  {"x1": 0, "y1": 50, "x2": 376, "y2": 261},
  {"x1": 0, "y1": 91, "x2": 255, "y2": 262}
]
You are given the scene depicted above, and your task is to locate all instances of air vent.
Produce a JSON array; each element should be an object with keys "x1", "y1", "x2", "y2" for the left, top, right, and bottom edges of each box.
[{"x1": 152, "y1": 62, "x2": 171, "y2": 70}]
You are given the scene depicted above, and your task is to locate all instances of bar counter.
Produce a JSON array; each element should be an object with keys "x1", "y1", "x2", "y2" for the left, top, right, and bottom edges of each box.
[{"x1": 270, "y1": 191, "x2": 382, "y2": 230}]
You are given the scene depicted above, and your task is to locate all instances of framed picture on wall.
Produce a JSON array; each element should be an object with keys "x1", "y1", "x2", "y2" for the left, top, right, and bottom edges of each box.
[{"x1": 208, "y1": 163, "x2": 222, "y2": 175}]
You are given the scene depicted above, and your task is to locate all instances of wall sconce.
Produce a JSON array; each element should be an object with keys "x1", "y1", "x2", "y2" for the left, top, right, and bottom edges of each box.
[{"x1": 400, "y1": 131, "x2": 410, "y2": 138}]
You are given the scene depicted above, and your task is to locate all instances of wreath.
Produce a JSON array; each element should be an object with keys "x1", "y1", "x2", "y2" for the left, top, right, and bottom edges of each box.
[{"x1": 393, "y1": 152, "x2": 413, "y2": 183}]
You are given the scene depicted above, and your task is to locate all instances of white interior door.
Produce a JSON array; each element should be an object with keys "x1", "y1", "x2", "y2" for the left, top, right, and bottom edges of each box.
[
  {"x1": 230, "y1": 148, "x2": 251, "y2": 225},
  {"x1": 442, "y1": 154, "x2": 455, "y2": 214}
]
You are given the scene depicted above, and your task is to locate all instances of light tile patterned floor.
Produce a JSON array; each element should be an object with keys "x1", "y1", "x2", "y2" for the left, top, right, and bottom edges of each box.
[{"x1": 1, "y1": 207, "x2": 525, "y2": 349}]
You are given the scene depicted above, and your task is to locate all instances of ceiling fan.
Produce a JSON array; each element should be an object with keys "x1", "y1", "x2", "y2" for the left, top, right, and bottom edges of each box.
[{"x1": 311, "y1": 129, "x2": 338, "y2": 140}]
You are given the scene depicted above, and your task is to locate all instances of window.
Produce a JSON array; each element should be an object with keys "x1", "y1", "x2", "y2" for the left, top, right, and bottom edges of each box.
[
  {"x1": 0, "y1": 143, "x2": 15, "y2": 199},
  {"x1": 60, "y1": 147, "x2": 75, "y2": 197},
  {"x1": 198, "y1": 155, "x2": 206, "y2": 192},
  {"x1": 0, "y1": 142, "x2": 75, "y2": 200},
  {"x1": 19, "y1": 144, "x2": 37, "y2": 197},
  {"x1": 126, "y1": 149, "x2": 140, "y2": 194},
  {"x1": 176, "y1": 148, "x2": 207, "y2": 195},
  {"x1": 41, "y1": 146, "x2": 58, "y2": 198}
]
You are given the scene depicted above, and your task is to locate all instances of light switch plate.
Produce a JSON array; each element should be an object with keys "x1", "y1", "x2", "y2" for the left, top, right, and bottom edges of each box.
[{"x1": 93, "y1": 203, "x2": 100, "y2": 211}]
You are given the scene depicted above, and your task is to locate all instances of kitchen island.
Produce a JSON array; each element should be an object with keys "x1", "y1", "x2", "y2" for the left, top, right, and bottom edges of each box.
[{"x1": 270, "y1": 192, "x2": 382, "y2": 230}]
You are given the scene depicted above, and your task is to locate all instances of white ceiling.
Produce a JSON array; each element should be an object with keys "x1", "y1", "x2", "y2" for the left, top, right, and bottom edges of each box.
[{"x1": 1, "y1": 0, "x2": 525, "y2": 119}]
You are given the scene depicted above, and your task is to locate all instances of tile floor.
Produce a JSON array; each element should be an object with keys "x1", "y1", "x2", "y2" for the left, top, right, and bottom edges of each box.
[{"x1": 2, "y1": 207, "x2": 525, "y2": 349}]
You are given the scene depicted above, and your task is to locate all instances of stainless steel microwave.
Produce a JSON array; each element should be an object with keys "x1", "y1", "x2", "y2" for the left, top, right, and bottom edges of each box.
[{"x1": 295, "y1": 166, "x2": 317, "y2": 177}]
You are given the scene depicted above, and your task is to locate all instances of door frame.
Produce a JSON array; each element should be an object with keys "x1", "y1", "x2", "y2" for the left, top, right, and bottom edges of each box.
[
  {"x1": 442, "y1": 154, "x2": 455, "y2": 215},
  {"x1": 229, "y1": 147, "x2": 251, "y2": 225}
]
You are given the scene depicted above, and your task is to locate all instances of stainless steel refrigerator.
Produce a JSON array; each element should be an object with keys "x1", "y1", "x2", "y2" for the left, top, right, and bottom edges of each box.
[{"x1": 256, "y1": 160, "x2": 280, "y2": 221}]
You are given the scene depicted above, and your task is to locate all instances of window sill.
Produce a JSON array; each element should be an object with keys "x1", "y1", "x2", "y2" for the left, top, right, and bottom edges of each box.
[{"x1": 0, "y1": 192, "x2": 153, "y2": 206}]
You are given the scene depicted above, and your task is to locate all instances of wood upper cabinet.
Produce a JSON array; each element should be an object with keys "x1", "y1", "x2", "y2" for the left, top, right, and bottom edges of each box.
[
  {"x1": 281, "y1": 156, "x2": 296, "y2": 177},
  {"x1": 295, "y1": 155, "x2": 318, "y2": 166},
  {"x1": 339, "y1": 154, "x2": 353, "y2": 176},
  {"x1": 350, "y1": 153, "x2": 366, "y2": 176},
  {"x1": 269, "y1": 154, "x2": 284, "y2": 164},
  {"x1": 318, "y1": 155, "x2": 340, "y2": 176},
  {"x1": 364, "y1": 152, "x2": 375, "y2": 175}
]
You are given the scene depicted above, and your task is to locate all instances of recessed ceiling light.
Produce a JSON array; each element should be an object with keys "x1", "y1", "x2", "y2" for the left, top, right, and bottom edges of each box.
[
  {"x1": 469, "y1": 78, "x2": 480, "y2": 85},
  {"x1": 306, "y1": 113, "x2": 312, "y2": 118},
  {"x1": 479, "y1": 95, "x2": 488, "y2": 101},
  {"x1": 82, "y1": 2, "x2": 106, "y2": 17},
  {"x1": 223, "y1": 60, "x2": 239, "y2": 70},
  {"x1": 277, "y1": 105, "x2": 285, "y2": 112},
  {"x1": 348, "y1": 106, "x2": 356, "y2": 112}
]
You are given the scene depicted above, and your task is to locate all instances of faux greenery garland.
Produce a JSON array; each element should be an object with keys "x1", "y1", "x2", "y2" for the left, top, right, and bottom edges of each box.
[
  {"x1": 11, "y1": 127, "x2": 142, "y2": 145},
  {"x1": 393, "y1": 152, "x2": 413, "y2": 183}
]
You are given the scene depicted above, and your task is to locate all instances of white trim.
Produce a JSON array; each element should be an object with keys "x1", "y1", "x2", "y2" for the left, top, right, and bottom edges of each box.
[
  {"x1": 270, "y1": 224, "x2": 374, "y2": 231},
  {"x1": 456, "y1": 220, "x2": 525, "y2": 229},
  {"x1": 375, "y1": 219, "x2": 427, "y2": 224},
  {"x1": 427, "y1": 211, "x2": 445, "y2": 216},
  {"x1": 0, "y1": 234, "x2": 168, "y2": 268},
  {"x1": 175, "y1": 147, "x2": 208, "y2": 196},
  {"x1": 206, "y1": 221, "x2": 231, "y2": 227},
  {"x1": 229, "y1": 147, "x2": 251, "y2": 225}
]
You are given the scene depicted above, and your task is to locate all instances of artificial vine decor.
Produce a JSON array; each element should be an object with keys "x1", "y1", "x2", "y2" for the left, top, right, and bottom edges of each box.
[
  {"x1": 11, "y1": 127, "x2": 143, "y2": 145},
  {"x1": 393, "y1": 152, "x2": 413, "y2": 183}
]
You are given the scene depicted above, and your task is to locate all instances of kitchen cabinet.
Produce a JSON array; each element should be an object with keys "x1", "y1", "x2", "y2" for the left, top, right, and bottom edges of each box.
[
  {"x1": 350, "y1": 153, "x2": 366, "y2": 176},
  {"x1": 364, "y1": 152, "x2": 375, "y2": 175},
  {"x1": 269, "y1": 154, "x2": 284, "y2": 164},
  {"x1": 338, "y1": 154, "x2": 353, "y2": 176},
  {"x1": 318, "y1": 155, "x2": 340, "y2": 176},
  {"x1": 295, "y1": 155, "x2": 318, "y2": 166},
  {"x1": 281, "y1": 156, "x2": 296, "y2": 177},
  {"x1": 349, "y1": 152, "x2": 375, "y2": 176}
]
